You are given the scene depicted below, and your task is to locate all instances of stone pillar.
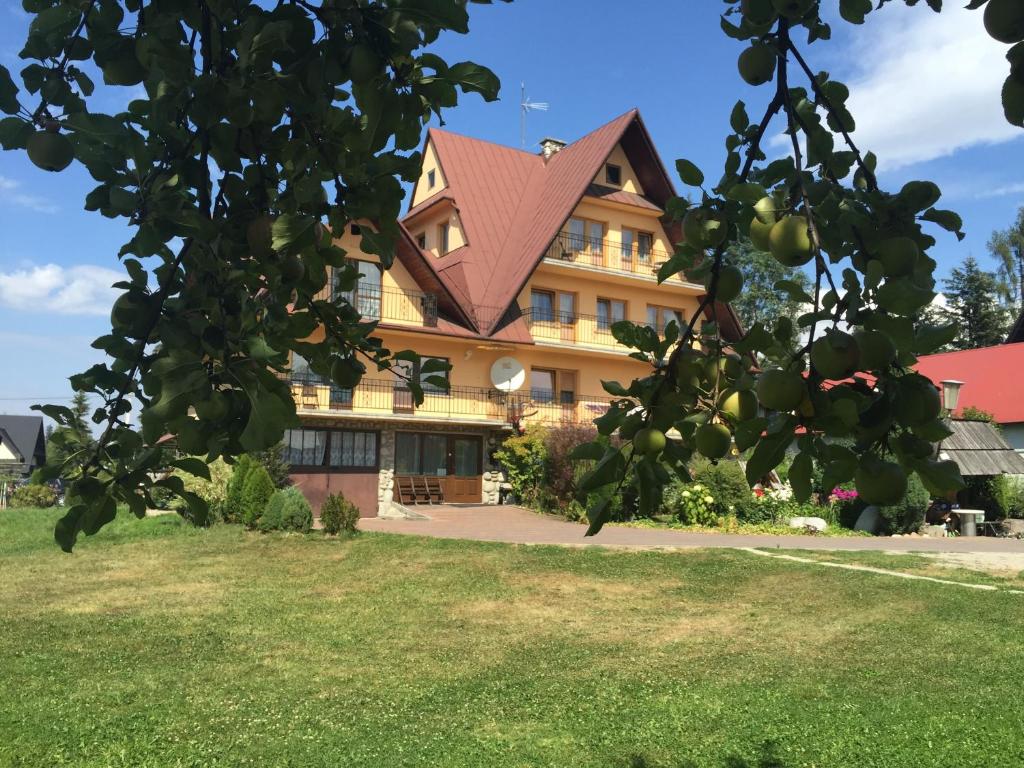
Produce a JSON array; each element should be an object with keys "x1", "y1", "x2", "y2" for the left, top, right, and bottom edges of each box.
[{"x1": 377, "y1": 429, "x2": 395, "y2": 516}]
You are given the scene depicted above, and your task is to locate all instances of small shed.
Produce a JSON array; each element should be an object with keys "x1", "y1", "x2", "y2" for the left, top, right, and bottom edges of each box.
[{"x1": 939, "y1": 419, "x2": 1024, "y2": 476}]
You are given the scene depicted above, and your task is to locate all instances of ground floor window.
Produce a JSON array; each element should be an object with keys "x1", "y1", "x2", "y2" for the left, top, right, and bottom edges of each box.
[
  {"x1": 283, "y1": 428, "x2": 379, "y2": 470},
  {"x1": 395, "y1": 432, "x2": 482, "y2": 477}
]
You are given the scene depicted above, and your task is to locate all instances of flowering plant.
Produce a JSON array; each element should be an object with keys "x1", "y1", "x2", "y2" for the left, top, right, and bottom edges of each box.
[{"x1": 666, "y1": 482, "x2": 717, "y2": 526}]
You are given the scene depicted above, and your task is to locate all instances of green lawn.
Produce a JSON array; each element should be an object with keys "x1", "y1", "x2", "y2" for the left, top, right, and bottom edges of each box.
[{"x1": 1, "y1": 509, "x2": 1022, "y2": 768}]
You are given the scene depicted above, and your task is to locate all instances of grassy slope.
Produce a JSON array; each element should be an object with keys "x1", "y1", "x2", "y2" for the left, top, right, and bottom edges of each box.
[{"x1": 1, "y1": 509, "x2": 1022, "y2": 768}]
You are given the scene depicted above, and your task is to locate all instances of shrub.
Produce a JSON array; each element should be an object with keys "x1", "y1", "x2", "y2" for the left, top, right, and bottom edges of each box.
[
  {"x1": 240, "y1": 465, "x2": 274, "y2": 529},
  {"x1": 224, "y1": 455, "x2": 256, "y2": 524},
  {"x1": 259, "y1": 487, "x2": 313, "y2": 533},
  {"x1": 664, "y1": 481, "x2": 717, "y2": 526},
  {"x1": 878, "y1": 472, "x2": 930, "y2": 534},
  {"x1": 544, "y1": 424, "x2": 598, "y2": 503},
  {"x1": 493, "y1": 427, "x2": 548, "y2": 506},
  {"x1": 964, "y1": 475, "x2": 1024, "y2": 519},
  {"x1": 9, "y1": 484, "x2": 57, "y2": 509},
  {"x1": 169, "y1": 458, "x2": 232, "y2": 526},
  {"x1": 320, "y1": 492, "x2": 360, "y2": 535},
  {"x1": 1004, "y1": 477, "x2": 1024, "y2": 520},
  {"x1": 251, "y1": 443, "x2": 292, "y2": 489},
  {"x1": 692, "y1": 458, "x2": 757, "y2": 520}
]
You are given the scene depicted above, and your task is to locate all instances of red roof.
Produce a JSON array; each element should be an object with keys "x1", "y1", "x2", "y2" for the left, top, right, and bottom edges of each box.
[
  {"x1": 396, "y1": 109, "x2": 744, "y2": 343},
  {"x1": 915, "y1": 343, "x2": 1024, "y2": 424}
]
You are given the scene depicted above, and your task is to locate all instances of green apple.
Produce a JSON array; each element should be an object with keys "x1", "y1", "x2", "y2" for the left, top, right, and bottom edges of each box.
[
  {"x1": 708, "y1": 264, "x2": 744, "y2": 303},
  {"x1": 695, "y1": 423, "x2": 732, "y2": 460},
  {"x1": 984, "y1": 0, "x2": 1024, "y2": 44},
  {"x1": 855, "y1": 457, "x2": 908, "y2": 506},
  {"x1": 753, "y1": 195, "x2": 781, "y2": 225},
  {"x1": 810, "y1": 331, "x2": 860, "y2": 380},
  {"x1": 738, "y1": 44, "x2": 776, "y2": 86},
  {"x1": 718, "y1": 389, "x2": 758, "y2": 421},
  {"x1": 749, "y1": 217, "x2": 772, "y2": 251},
  {"x1": 768, "y1": 216, "x2": 813, "y2": 267},
  {"x1": 756, "y1": 368, "x2": 805, "y2": 411},
  {"x1": 26, "y1": 131, "x2": 74, "y2": 172},
  {"x1": 634, "y1": 427, "x2": 667, "y2": 457}
]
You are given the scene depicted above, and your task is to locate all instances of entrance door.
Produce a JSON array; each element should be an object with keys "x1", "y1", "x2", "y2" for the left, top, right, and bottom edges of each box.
[{"x1": 444, "y1": 436, "x2": 482, "y2": 503}]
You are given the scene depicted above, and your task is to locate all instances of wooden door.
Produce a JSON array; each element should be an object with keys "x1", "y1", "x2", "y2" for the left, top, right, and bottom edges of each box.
[{"x1": 444, "y1": 436, "x2": 482, "y2": 503}]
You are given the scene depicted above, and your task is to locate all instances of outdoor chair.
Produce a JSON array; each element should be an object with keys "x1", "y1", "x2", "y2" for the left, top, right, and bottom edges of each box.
[
  {"x1": 423, "y1": 476, "x2": 445, "y2": 505},
  {"x1": 300, "y1": 384, "x2": 319, "y2": 410},
  {"x1": 396, "y1": 476, "x2": 419, "y2": 505}
]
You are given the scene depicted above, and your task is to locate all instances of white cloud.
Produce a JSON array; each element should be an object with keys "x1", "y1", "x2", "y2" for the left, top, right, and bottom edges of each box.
[
  {"x1": 0, "y1": 175, "x2": 59, "y2": 214},
  {"x1": 975, "y1": 182, "x2": 1024, "y2": 200},
  {"x1": 838, "y1": 4, "x2": 1020, "y2": 171},
  {"x1": 0, "y1": 263, "x2": 122, "y2": 315}
]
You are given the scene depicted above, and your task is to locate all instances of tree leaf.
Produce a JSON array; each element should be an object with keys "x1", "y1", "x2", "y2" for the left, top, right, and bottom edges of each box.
[
  {"x1": 675, "y1": 159, "x2": 704, "y2": 187},
  {"x1": 0, "y1": 65, "x2": 19, "y2": 114},
  {"x1": 789, "y1": 451, "x2": 813, "y2": 502}
]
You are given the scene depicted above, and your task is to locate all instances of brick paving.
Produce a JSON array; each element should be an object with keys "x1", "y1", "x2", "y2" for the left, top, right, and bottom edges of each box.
[{"x1": 361, "y1": 505, "x2": 1024, "y2": 553}]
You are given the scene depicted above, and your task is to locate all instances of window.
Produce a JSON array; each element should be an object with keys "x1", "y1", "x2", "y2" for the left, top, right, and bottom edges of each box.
[
  {"x1": 420, "y1": 356, "x2": 450, "y2": 394},
  {"x1": 396, "y1": 433, "x2": 481, "y2": 477},
  {"x1": 531, "y1": 289, "x2": 575, "y2": 323},
  {"x1": 597, "y1": 298, "x2": 626, "y2": 330},
  {"x1": 530, "y1": 368, "x2": 576, "y2": 405},
  {"x1": 336, "y1": 261, "x2": 382, "y2": 320},
  {"x1": 282, "y1": 428, "x2": 378, "y2": 470},
  {"x1": 530, "y1": 368, "x2": 556, "y2": 403},
  {"x1": 416, "y1": 232, "x2": 426, "y2": 249},
  {"x1": 393, "y1": 357, "x2": 450, "y2": 395},
  {"x1": 427, "y1": 169, "x2": 436, "y2": 189},
  {"x1": 647, "y1": 304, "x2": 683, "y2": 335},
  {"x1": 605, "y1": 163, "x2": 622, "y2": 185},
  {"x1": 566, "y1": 217, "x2": 604, "y2": 255},
  {"x1": 622, "y1": 228, "x2": 654, "y2": 263},
  {"x1": 438, "y1": 222, "x2": 450, "y2": 254}
]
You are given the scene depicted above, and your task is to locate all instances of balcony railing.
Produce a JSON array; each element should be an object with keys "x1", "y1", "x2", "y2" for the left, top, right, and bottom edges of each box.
[
  {"x1": 522, "y1": 307, "x2": 619, "y2": 349},
  {"x1": 282, "y1": 373, "x2": 616, "y2": 427},
  {"x1": 544, "y1": 230, "x2": 674, "y2": 278},
  {"x1": 322, "y1": 284, "x2": 439, "y2": 327}
]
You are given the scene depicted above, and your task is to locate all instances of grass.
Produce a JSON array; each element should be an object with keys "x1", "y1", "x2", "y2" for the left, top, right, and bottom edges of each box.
[
  {"x1": 774, "y1": 548, "x2": 1024, "y2": 590},
  {"x1": 2, "y1": 508, "x2": 1023, "y2": 767}
]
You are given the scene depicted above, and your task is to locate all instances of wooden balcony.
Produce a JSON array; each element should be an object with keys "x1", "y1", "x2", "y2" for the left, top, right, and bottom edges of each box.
[
  {"x1": 318, "y1": 284, "x2": 439, "y2": 328},
  {"x1": 544, "y1": 230, "x2": 673, "y2": 279},
  {"x1": 283, "y1": 373, "x2": 615, "y2": 428}
]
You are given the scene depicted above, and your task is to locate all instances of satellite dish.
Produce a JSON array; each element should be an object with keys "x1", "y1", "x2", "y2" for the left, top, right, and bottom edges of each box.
[{"x1": 490, "y1": 357, "x2": 526, "y2": 392}]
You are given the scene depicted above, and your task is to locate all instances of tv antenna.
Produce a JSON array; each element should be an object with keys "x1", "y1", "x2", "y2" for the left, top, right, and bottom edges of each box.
[{"x1": 520, "y1": 82, "x2": 549, "y2": 149}]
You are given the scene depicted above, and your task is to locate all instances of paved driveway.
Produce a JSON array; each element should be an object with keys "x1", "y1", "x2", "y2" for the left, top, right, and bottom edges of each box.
[{"x1": 362, "y1": 505, "x2": 1024, "y2": 553}]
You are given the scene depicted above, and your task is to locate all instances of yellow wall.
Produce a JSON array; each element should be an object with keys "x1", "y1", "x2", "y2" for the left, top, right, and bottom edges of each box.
[
  {"x1": 590, "y1": 142, "x2": 644, "y2": 194},
  {"x1": 411, "y1": 139, "x2": 448, "y2": 207}
]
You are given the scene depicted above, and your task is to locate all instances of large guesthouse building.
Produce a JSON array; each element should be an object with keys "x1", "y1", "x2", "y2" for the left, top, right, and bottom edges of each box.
[{"x1": 283, "y1": 110, "x2": 740, "y2": 517}]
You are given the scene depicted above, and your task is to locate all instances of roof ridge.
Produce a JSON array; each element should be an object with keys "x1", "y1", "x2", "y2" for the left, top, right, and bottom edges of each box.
[{"x1": 429, "y1": 126, "x2": 543, "y2": 159}]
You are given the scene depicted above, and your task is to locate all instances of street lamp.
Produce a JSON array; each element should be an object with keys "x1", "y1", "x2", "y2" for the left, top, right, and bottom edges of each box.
[{"x1": 940, "y1": 379, "x2": 964, "y2": 415}]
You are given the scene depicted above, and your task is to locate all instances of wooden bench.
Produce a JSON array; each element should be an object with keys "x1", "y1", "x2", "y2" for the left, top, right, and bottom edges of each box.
[{"x1": 421, "y1": 476, "x2": 445, "y2": 505}]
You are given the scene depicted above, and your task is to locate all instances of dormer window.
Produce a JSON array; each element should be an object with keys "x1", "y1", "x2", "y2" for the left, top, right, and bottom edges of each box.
[
  {"x1": 605, "y1": 164, "x2": 622, "y2": 186},
  {"x1": 427, "y1": 169, "x2": 436, "y2": 189},
  {"x1": 438, "y1": 222, "x2": 450, "y2": 254}
]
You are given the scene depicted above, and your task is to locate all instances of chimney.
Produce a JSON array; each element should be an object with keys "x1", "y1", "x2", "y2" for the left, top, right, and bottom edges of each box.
[{"x1": 539, "y1": 137, "x2": 566, "y2": 160}]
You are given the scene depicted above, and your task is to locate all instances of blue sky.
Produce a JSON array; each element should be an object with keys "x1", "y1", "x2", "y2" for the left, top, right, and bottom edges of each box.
[{"x1": 1, "y1": 0, "x2": 1022, "y2": 419}]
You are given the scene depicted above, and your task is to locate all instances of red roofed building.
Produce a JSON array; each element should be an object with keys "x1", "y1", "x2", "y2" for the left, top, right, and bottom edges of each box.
[
  {"x1": 915, "y1": 342, "x2": 1024, "y2": 453},
  {"x1": 283, "y1": 110, "x2": 740, "y2": 516}
]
